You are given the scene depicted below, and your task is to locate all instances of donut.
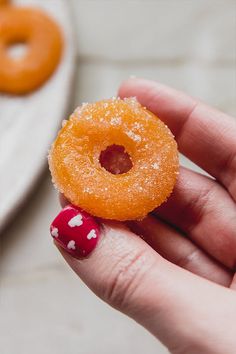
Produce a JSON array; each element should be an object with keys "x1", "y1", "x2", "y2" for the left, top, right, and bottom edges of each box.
[
  {"x1": 0, "y1": 0, "x2": 9, "y2": 5},
  {"x1": 49, "y1": 97, "x2": 179, "y2": 221},
  {"x1": 0, "y1": 7, "x2": 63, "y2": 94}
]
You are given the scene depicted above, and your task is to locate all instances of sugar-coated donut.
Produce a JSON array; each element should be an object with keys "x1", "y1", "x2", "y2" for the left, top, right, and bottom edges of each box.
[
  {"x1": 49, "y1": 98, "x2": 179, "y2": 221},
  {"x1": 0, "y1": 7, "x2": 63, "y2": 94}
]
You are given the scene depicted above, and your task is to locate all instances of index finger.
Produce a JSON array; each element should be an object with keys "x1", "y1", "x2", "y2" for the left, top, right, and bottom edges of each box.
[{"x1": 119, "y1": 78, "x2": 236, "y2": 200}]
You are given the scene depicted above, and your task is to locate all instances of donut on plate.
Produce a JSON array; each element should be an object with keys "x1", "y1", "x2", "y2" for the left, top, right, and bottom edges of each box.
[{"x1": 0, "y1": 6, "x2": 63, "y2": 94}]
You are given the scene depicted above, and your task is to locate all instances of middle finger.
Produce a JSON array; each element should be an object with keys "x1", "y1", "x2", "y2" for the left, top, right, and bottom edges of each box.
[{"x1": 154, "y1": 167, "x2": 236, "y2": 270}]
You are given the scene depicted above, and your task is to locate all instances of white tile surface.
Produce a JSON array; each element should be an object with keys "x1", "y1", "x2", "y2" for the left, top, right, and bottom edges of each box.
[
  {"x1": 1, "y1": 1, "x2": 236, "y2": 354},
  {"x1": 71, "y1": 0, "x2": 236, "y2": 62}
]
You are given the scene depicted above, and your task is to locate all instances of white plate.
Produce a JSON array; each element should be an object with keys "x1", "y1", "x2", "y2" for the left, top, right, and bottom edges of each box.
[{"x1": 0, "y1": 0, "x2": 76, "y2": 232}]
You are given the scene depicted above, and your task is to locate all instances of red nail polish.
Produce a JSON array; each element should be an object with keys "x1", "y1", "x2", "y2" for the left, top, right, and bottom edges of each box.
[{"x1": 50, "y1": 205, "x2": 100, "y2": 258}]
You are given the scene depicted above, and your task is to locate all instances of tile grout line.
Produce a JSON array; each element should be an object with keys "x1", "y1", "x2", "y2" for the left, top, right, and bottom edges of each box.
[{"x1": 75, "y1": 54, "x2": 236, "y2": 68}]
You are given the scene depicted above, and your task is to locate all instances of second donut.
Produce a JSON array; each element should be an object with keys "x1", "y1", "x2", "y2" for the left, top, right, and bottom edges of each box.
[{"x1": 0, "y1": 6, "x2": 63, "y2": 94}]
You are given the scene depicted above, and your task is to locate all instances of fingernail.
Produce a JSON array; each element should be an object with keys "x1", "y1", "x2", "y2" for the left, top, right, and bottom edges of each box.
[{"x1": 50, "y1": 204, "x2": 100, "y2": 259}]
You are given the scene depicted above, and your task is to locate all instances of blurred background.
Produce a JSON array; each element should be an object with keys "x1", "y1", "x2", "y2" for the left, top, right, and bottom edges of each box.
[{"x1": 0, "y1": 1, "x2": 236, "y2": 353}]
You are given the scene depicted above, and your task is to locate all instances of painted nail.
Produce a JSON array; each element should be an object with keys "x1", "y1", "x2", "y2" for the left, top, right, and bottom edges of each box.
[{"x1": 50, "y1": 204, "x2": 100, "y2": 259}]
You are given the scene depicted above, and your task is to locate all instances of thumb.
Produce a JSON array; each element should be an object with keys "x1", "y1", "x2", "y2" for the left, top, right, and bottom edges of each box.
[{"x1": 50, "y1": 205, "x2": 236, "y2": 354}]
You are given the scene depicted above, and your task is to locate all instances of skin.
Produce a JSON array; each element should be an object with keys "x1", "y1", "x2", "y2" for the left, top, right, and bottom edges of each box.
[{"x1": 57, "y1": 78, "x2": 236, "y2": 354}]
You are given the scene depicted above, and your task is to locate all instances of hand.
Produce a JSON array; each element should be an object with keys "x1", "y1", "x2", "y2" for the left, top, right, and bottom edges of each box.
[{"x1": 51, "y1": 79, "x2": 236, "y2": 354}]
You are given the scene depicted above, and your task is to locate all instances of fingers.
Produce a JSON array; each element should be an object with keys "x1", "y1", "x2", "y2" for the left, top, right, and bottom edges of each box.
[
  {"x1": 128, "y1": 215, "x2": 232, "y2": 287},
  {"x1": 58, "y1": 188, "x2": 234, "y2": 275},
  {"x1": 118, "y1": 78, "x2": 236, "y2": 200},
  {"x1": 51, "y1": 209, "x2": 236, "y2": 353},
  {"x1": 155, "y1": 167, "x2": 236, "y2": 269}
]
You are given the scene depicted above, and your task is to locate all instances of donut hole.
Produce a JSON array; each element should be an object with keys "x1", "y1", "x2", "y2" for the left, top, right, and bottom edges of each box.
[
  {"x1": 7, "y1": 41, "x2": 28, "y2": 59},
  {"x1": 99, "y1": 144, "x2": 133, "y2": 175}
]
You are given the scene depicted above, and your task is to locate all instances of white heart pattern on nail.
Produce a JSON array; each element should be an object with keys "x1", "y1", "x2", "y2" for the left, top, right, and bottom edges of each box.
[
  {"x1": 67, "y1": 240, "x2": 76, "y2": 250},
  {"x1": 87, "y1": 229, "x2": 97, "y2": 240},
  {"x1": 51, "y1": 227, "x2": 59, "y2": 238},
  {"x1": 68, "y1": 214, "x2": 83, "y2": 227}
]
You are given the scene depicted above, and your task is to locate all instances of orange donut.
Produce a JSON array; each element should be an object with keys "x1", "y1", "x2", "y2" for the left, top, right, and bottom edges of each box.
[
  {"x1": 49, "y1": 98, "x2": 179, "y2": 221},
  {"x1": 0, "y1": 0, "x2": 9, "y2": 6},
  {"x1": 0, "y1": 7, "x2": 63, "y2": 94},
  {"x1": 0, "y1": 0, "x2": 9, "y2": 5}
]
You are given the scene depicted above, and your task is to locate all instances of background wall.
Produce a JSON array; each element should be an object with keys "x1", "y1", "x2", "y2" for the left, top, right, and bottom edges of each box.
[{"x1": 1, "y1": 1, "x2": 236, "y2": 353}]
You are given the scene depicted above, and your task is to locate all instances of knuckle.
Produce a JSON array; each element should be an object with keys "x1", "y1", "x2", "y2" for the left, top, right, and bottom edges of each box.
[
  {"x1": 103, "y1": 249, "x2": 150, "y2": 310},
  {"x1": 175, "y1": 248, "x2": 200, "y2": 270},
  {"x1": 183, "y1": 185, "x2": 215, "y2": 233}
]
